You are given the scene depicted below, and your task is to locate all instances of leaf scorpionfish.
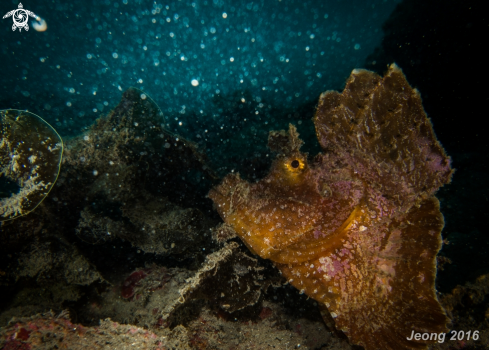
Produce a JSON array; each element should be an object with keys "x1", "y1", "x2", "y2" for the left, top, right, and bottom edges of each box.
[{"x1": 209, "y1": 64, "x2": 453, "y2": 350}]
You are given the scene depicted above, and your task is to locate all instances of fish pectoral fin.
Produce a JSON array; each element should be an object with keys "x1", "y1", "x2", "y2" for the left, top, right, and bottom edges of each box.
[{"x1": 277, "y1": 197, "x2": 448, "y2": 350}]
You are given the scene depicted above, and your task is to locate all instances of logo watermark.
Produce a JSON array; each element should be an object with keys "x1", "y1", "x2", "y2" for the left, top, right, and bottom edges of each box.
[{"x1": 3, "y1": 3, "x2": 37, "y2": 32}]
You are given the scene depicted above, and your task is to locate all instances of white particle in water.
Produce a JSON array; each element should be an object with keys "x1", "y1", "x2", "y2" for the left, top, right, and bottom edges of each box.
[
  {"x1": 84, "y1": 135, "x2": 90, "y2": 141},
  {"x1": 93, "y1": 170, "x2": 98, "y2": 176},
  {"x1": 140, "y1": 93, "x2": 147, "y2": 100},
  {"x1": 191, "y1": 79, "x2": 199, "y2": 86},
  {"x1": 33, "y1": 17, "x2": 47, "y2": 32},
  {"x1": 222, "y1": 12, "x2": 227, "y2": 18},
  {"x1": 112, "y1": 52, "x2": 118, "y2": 58}
]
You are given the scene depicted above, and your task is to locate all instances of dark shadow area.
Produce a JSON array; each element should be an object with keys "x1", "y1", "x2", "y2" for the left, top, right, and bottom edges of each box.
[
  {"x1": 365, "y1": 0, "x2": 487, "y2": 155},
  {"x1": 0, "y1": 174, "x2": 20, "y2": 199}
]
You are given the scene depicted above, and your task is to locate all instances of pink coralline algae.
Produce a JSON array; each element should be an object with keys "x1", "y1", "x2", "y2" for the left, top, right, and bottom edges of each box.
[
  {"x1": 15, "y1": 328, "x2": 31, "y2": 341},
  {"x1": 121, "y1": 266, "x2": 172, "y2": 300},
  {"x1": 0, "y1": 311, "x2": 169, "y2": 349},
  {"x1": 121, "y1": 270, "x2": 149, "y2": 299}
]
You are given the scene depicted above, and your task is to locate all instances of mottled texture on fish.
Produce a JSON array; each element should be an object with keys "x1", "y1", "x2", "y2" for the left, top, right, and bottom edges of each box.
[
  {"x1": 209, "y1": 64, "x2": 453, "y2": 349},
  {"x1": 315, "y1": 65, "x2": 452, "y2": 213}
]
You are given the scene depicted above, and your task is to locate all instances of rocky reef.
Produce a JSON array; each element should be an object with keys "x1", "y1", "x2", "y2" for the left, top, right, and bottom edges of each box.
[
  {"x1": 1, "y1": 88, "x2": 217, "y2": 259},
  {"x1": 0, "y1": 87, "x2": 349, "y2": 350},
  {"x1": 1, "y1": 67, "x2": 488, "y2": 350}
]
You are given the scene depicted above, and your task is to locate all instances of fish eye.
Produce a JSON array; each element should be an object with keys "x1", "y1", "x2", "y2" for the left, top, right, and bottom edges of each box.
[
  {"x1": 285, "y1": 157, "x2": 305, "y2": 174},
  {"x1": 291, "y1": 160, "x2": 300, "y2": 168}
]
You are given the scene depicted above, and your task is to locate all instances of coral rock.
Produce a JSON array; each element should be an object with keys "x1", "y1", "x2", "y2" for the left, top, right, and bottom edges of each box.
[
  {"x1": 178, "y1": 241, "x2": 273, "y2": 313},
  {"x1": 83, "y1": 242, "x2": 275, "y2": 329},
  {"x1": 0, "y1": 310, "x2": 175, "y2": 350}
]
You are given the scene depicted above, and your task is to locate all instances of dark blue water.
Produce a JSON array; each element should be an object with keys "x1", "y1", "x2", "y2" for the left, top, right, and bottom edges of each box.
[{"x1": 1, "y1": 0, "x2": 400, "y2": 139}]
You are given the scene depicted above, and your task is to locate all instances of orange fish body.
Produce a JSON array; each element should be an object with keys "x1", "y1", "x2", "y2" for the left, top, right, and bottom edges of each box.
[{"x1": 209, "y1": 64, "x2": 452, "y2": 350}]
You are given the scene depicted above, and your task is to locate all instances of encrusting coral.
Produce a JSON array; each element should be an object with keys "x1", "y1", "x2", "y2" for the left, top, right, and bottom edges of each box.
[
  {"x1": 0, "y1": 310, "x2": 172, "y2": 350},
  {"x1": 0, "y1": 109, "x2": 63, "y2": 221},
  {"x1": 209, "y1": 64, "x2": 453, "y2": 350}
]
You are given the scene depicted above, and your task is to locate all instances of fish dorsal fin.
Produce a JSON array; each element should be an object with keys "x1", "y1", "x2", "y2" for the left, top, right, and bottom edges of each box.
[
  {"x1": 314, "y1": 64, "x2": 452, "y2": 211},
  {"x1": 268, "y1": 124, "x2": 303, "y2": 156}
]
